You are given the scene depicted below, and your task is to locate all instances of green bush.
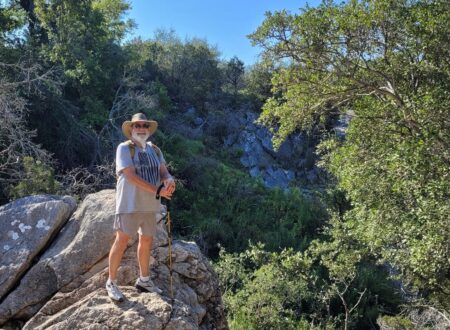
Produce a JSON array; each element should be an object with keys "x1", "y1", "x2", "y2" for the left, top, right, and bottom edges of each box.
[
  {"x1": 172, "y1": 156, "x2": 327, "y2": 256},
  {"x1": 148, "y1": 80, "x2": 173, "y2": 114},
  {"x1": 155, "y1": 131, "x2": 327, "y2": 256},
  {"x1": 215, "y1": 245, "x2": 333, "y2": 330},
  {"x1": 377, "y1": 316, "x2": 415, "y2": 330},
  {"x1": 9, "y1": 157, "x2": 59, "y2": 200},
  {"x1": 216, "y1": 242, "x2": 402, "y2": 330}
]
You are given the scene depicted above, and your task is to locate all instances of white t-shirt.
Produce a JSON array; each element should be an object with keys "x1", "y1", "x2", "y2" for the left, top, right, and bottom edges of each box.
[{"x1": 115, "y1": 141, "x2": 166, "y2": 214}]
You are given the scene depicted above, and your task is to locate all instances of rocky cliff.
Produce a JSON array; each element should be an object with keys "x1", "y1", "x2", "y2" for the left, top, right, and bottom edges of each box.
[
  {"x1": 0, "y1": 190, "x2": 227, "y2": 329},
  {"x1": 180, "y1": 107, "x2": 340, "y2": 189}
]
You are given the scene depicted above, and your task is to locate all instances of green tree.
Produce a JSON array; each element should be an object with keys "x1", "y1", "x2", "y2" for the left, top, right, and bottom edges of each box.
[
  {"x1": 250, "y1": 0, "x2": 450, "y2": 308},
  {"x1": 243, "y1": 60, "x2": 274, "y2": 108},
  {"x1": 223, "y1": 56, "x2": 245, "y2": 101},
  {"x1": 0, "y1": 1, "x2": 26, "y2": 43},
  {"x1": 29, "y1": 0, "x2": 133, "y2": 128},
  {"x1": 0, "y1": 2, "x2": 59, "y2": 202},
  {"x1": 126, "y1": 30, "x2": 222, "y2": 112},
  {"x1": 4, "y1": 0, "x2": 136, "y2": 169}
]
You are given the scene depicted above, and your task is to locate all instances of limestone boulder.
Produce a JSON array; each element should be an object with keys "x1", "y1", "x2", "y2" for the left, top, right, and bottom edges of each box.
[
  {"x1": 0, "y1": 190, "x2": 118, "y2": 324},
  {"x1": 0, "y1": 195, "x2": 76, "y2": 300},
  {"x1": 22, "y1": 237, "x2": 227, "y2": 330},
  {"x1": 0, "y1": 190, "x2": 227, "y2": 329}
]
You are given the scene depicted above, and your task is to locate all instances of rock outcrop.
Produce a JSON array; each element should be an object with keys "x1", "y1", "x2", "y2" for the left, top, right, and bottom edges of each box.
[
  {"x1": 0, "y1": 190, "x2": 227, "y2": 329},
  {"x1": 223, "y1": 111, "x2": 322, "y2": 188},
  {"x1": 168, "y1": 106, "x2": 328, "y2": 189},
  {"x1": 0, "y1": 195, "x2": 77, "y2": 300}
]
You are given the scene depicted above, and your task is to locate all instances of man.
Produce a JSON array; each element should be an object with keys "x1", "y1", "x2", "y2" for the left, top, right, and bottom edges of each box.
[{"x1": 106, "y1": 113, "x2": 176, "y2": 302}]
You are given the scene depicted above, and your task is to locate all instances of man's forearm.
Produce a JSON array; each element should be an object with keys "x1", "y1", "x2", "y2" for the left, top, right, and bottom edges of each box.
[
  {"x1": 124, "y1": 172, "x2": 158, "y2": 193},
  {"x1": 160, "y1": 167, "x2": 173, "y2": 181}
]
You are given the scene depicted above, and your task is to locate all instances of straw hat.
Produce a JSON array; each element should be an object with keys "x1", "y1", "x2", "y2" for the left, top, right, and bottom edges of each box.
[{"x1": 121, "y1": 113, "x2": 158, "y2": 139}]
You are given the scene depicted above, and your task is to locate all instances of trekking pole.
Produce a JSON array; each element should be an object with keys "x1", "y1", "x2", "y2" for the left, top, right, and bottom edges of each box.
[
  {"x1": 156, "y1": 183, "x2": 174, "y2": 301},
  {"x1": 166, "y1": 199, "x2": 174, "y2": 300}
]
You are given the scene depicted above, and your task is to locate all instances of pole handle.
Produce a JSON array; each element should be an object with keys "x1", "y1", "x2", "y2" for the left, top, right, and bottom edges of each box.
[{"x1": 156, "y1": 183, "x2": 165, "y2": 199}]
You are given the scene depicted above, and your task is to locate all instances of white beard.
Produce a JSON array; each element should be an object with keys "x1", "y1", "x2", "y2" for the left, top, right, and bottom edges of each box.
[{"x1": 132, "y1": 132, "x2": 150, "y2": 146}]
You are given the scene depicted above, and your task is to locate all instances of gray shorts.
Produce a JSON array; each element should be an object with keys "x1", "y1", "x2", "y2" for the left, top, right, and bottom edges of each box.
[{"x1": 114, "y1": 213, "x2": 157, "y2": 237}]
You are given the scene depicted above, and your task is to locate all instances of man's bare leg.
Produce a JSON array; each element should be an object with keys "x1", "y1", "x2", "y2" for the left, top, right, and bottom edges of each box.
[
  {"x1": 135, "y1": 234, "x2": 162, "y2": 294},
  {"x1": 137, "y1": 234, "x2": 153, "y2": 277},
  {"x1": 108, "y1": 230, "x2": 130, "y2": 281}
]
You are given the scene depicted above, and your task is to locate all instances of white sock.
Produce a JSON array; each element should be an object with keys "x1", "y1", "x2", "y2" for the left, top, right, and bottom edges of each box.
[
  {"x1": 140, "y1": 275, "x2": 150, "y2": 282},
  {"x1": 107, "y1": 278, "x2": 116, "y2": 285}
]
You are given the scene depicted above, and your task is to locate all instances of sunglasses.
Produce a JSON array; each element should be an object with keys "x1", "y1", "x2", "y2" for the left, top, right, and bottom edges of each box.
[{"x1": 132, "y1": 123, "x2": 150, "y2": 129}]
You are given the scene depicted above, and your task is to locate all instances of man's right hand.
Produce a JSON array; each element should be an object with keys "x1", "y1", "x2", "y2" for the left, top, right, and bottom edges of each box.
[
  {"x1": 159, "y1": 186, "x2": 172, "y2": 200},
  {"x1": 156, "y1": 183, "x2": 172, "y2": 200}
]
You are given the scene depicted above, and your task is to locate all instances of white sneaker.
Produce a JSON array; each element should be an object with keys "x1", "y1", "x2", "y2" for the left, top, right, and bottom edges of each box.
[
  {"x1": 135, "y1": 278, "x2": 163, "y2": 294},
  {"x1": 106, "y1": 280, "x2": 124, "y2": 302}
]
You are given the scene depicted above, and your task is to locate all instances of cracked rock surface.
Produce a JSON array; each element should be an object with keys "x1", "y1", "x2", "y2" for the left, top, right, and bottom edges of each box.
[{"x1": 0, "y1": 190, "x2": 227, "y2": 330}]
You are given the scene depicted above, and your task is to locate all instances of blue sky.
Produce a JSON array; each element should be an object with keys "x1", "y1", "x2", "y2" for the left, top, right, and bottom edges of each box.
[{"x1": 126, "y1": 1, "x2": 322, "y2": 65}]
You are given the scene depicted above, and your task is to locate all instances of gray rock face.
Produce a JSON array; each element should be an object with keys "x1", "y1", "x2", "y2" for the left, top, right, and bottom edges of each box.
[
  {"x1": 0, "y1": 190, "x2": 227, "y2": 330},
  {"x1": 264, "y1": 167, "x2": 295, "y2": 189},
  {"x1": 228, "y1": 111, "x2": 323, "y2": 188},
  {"x1": 240, "y1": 132, "x2": 274, "y2": 168},
  {"x1": 0, "y1": 195, "x2": 77, "y2": 301}
]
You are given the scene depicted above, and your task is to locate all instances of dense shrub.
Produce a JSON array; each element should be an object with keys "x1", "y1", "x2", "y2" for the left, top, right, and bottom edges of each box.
[
  {"x1": 215, "y1": 243, "x2": 402, "y2": 330},
  {"x1": 175, "y1": 159, "x2": 326, "y2": 256},
  {"x1": 8, "y1": 157, "x2": 59, "y2": 200}
]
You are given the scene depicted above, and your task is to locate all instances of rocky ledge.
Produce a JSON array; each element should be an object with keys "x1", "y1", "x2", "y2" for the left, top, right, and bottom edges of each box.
[{"x1": 0, "y1": 190, "x2": 227, "y2": 330}]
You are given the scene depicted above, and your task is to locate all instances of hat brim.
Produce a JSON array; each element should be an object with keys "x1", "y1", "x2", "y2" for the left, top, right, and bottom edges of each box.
[{"x1": 122, "y1": 120, "x2": 158, "y2": 139}]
